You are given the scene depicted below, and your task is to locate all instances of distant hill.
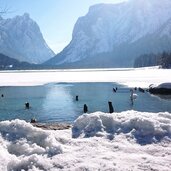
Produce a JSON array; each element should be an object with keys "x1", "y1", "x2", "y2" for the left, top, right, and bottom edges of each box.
[
  {"x1": 45, "y1": 0, "x2": 171, "y2": 68},
  {"x1": 0, "y1": 13, "x2": 55, "y2": 64},
  {"x1": 0, "y1": 53, "x2": 36, "y2": 70}
]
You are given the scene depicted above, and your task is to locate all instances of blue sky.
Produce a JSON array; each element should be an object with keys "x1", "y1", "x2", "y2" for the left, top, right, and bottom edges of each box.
[{"x1": 2, "y1": 0, "x2": 125, "y2": 53}]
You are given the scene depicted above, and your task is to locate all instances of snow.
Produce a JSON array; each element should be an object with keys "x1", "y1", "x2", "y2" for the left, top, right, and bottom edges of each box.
[
  {"x1": 0, "y1": 67, "x2": 170, "y2": 88},
  {"x1": 157, "y1": 83, "x2": 171, "y2": 89},
  {"x1": 0, "y1": 14, "x2": 54, "y2": 63},
  {"x1": 0, "y1": 111, "x2": 171, "y2": 171},
  {"x1": 149, "y1": 82, "x2": 171, "y2": 90},
  {"x1": 53, "y1": 0, "x2": 171, "y2": 66},
  {"x1": 72, "y1": 111, "x2": 171, "y2": 141}
]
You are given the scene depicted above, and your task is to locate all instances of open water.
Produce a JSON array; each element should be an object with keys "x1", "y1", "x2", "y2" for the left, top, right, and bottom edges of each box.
[{"x1": 0, "y1": 82, "x2": 171, "y2": 123}]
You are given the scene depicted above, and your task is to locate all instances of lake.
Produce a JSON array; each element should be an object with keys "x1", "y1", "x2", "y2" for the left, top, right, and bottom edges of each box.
[{"x1": 0, "y1": 82, "x2": 171, "y2": 123}]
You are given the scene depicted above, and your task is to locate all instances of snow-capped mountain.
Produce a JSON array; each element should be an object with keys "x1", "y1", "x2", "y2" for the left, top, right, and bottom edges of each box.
[
  {"x1": 46, "y1": 0, "x2": 171, "y2": 68},
  {"x1": 0, "y1": 13, "x2": 55, "y2": 64}
]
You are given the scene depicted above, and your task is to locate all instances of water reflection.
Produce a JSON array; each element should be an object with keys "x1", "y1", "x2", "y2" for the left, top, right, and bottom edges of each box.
[
  {"x1": 41, "y1": 84, "x2": 77, "y2": 122},
  {"x1": 0, "y1": 83, "x2": 171, "y2": 123},
  {"x1": 153, "y1": 94, "x2": 171, "y2": 100}
]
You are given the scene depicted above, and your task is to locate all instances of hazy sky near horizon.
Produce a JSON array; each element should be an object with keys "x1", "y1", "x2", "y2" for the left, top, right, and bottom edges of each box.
[{"x1": 2, "y1": 0, "x2": 126, "y2": 54}]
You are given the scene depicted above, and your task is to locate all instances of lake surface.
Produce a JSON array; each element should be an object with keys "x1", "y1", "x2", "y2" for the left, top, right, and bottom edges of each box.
[{"x1": 0, "y1": 82, "x2": 171, "y2": 123}]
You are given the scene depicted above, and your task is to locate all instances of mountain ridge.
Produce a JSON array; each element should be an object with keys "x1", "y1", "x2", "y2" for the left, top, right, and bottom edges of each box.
[
  {"x1": 0, "y1": 53, "x2": 35, "y2": 70},
  {"x1": 45, "y1": 0, "x2": 171, "y2": 68},
  {"x1": 0, "y1": 13, "x2": 55, "y2": 64}
]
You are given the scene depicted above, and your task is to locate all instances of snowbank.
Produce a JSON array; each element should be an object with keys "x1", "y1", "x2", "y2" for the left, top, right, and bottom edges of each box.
[
  {"x1": 149, "y1": 82, "x2": 171, "y2": 94},
  {"x1": 150, "y1": 83, "x2": 171, "y2": 89},
  {"x1": 72, "y1": 111, "x2": 171, "y2": 143},
  {"x1": 1, "y1": 111, "x2": 171, "y2": 170},
  {"x1": 157, "y1": 83, "x2": 171, "y2": 89},
  {"x1": 0, "y1": 119, "x2": 62, "y2": 171}
]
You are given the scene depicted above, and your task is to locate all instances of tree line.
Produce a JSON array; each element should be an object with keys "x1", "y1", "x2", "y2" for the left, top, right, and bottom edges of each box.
[{"x1": 134, "y1": 52, "x2": 171, "y2": 68}]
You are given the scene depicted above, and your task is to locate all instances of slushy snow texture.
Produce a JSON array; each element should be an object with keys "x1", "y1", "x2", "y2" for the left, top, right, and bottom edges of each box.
[{"x1": 0, "y1": 111, "x2": 171, "y2": 170}]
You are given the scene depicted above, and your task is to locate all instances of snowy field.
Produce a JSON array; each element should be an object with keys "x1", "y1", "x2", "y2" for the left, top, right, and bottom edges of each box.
[
  {"x1": 0, "y1": 67, "x2": 171, "y2": 171},
  {"x1": 0, "y1": 67, "x2": 171, "y2": 88}
]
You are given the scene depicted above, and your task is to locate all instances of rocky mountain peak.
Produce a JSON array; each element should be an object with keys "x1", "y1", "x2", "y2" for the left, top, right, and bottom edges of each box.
[
  {"x1": 0, "y1": 13, "x2": 54, "y2": 64},
  {"x1": 45, "y1": 0, "x2": 171, "y2": 68}
]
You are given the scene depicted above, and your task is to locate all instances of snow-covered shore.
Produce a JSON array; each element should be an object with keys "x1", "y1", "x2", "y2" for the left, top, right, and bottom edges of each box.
[
  {"x1": 0, "y1": 67, "x2": 170, "y2": 88},
  {"x1": 0, "y1": 111, "x2": 171, "y2": 171}
]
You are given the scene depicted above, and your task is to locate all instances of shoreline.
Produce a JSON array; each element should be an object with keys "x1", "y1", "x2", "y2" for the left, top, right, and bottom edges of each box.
[
  {"x1": 0, "y1": 67, "x2": 170, "y2": 88},
  {"x1": 31, "y1": 122, "x2": 71, "y2": 130},
  {"x1": 0, "y1": 66, "x2": 160, "y2": 73}
]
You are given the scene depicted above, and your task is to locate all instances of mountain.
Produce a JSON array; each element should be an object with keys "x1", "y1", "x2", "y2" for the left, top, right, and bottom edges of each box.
[
  {"x1": 0, "y1": 13, "x2": 55, "y2": 64},
  {"x1": 0, "y1": 53, "x2": 35, "y2": 69},
  {"x1": 45, "y1": 0, "x2": 171, "y2": 68}
]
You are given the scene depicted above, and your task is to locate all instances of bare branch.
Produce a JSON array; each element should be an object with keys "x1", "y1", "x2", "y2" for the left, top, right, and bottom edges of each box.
[{"x1": 0, "y1": 1, "x2": 11, "y2": 17}]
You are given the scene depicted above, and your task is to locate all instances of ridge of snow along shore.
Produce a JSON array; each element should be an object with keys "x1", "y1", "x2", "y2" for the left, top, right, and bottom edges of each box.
[
  {"x1": 0, "y1": 110, "x2": 171, "y2": 170},
  {"x1": 72, "y1": 111, "x2": 171, "y2": 142}
]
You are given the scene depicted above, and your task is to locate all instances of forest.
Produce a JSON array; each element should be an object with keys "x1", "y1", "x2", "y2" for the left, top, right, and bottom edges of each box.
[{"x1": 134, "y1": 52, "x2": 171, "y2": 68}]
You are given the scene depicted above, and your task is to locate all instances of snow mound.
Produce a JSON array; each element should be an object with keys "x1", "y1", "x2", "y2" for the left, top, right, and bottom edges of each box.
[
  {"x1": 0, "y1": 113, "x2": 171, "y2": 170},
  {"x1": 72, "y1": 111, "x2": 171, "y2": 143},
  {"x1": 0, "y1": 119, "x2": 62, "y2": 170},
  {"x1": 149, "y1": 82, "x2": 171, "y2": 94},
  {"x1": 157, "y1": 82, "x2": 171, "y2": 89}
]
